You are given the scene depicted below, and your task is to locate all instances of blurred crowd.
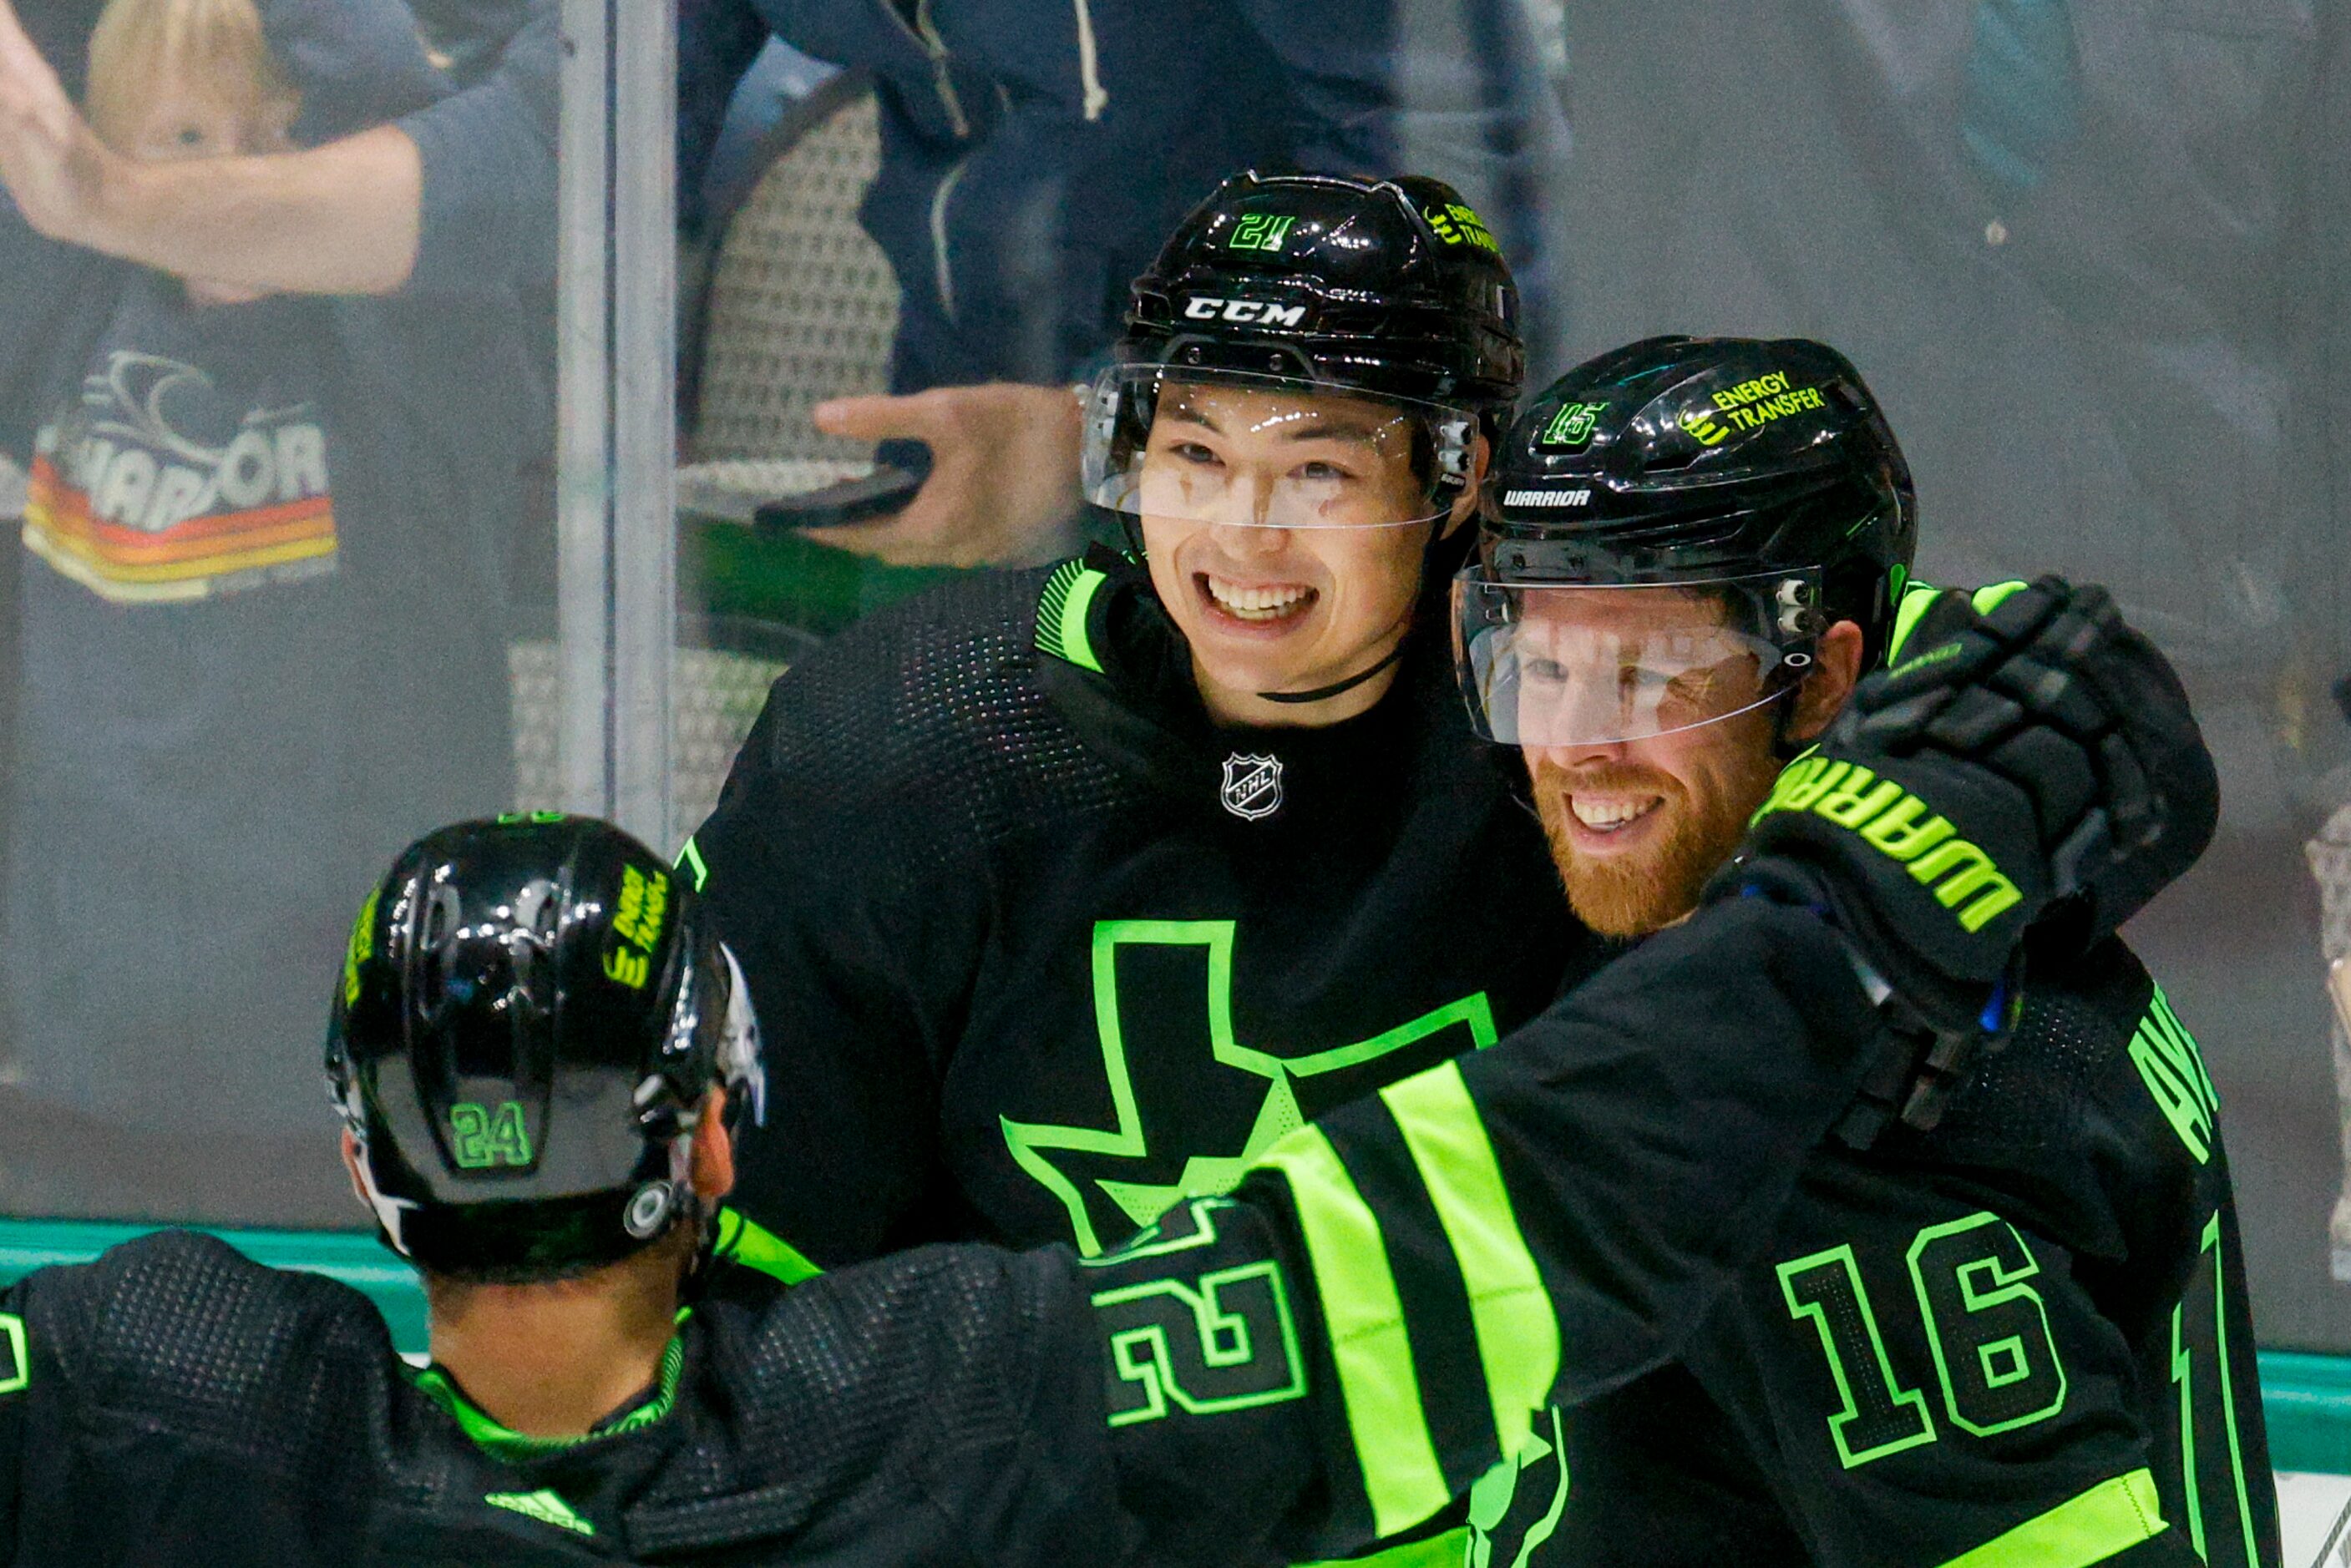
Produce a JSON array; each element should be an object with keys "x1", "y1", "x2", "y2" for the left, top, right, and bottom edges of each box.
[{"x1": 0, "y1": 0, "x2": 2345, "y2": 1342}]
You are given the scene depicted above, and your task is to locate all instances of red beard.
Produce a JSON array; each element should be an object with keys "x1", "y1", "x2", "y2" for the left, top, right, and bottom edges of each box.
[{"x1": 1529, "y1": 751, "x2": 1779, "y2": 939}]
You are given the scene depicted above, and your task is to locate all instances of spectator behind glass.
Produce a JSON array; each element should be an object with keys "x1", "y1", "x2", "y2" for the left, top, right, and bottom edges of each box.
[
  {"x1": 0, "y1": 0, "x2": 545, "y2": 1225},
  {"x1": 675, "y1": 0, "x2": 1571, "y2": 569}
]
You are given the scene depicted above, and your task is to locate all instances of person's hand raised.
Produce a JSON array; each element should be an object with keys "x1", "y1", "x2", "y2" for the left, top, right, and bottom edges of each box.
[
  {"x1": 806, "y1": 382, "x2": 1083, "y2": 569},
  {"x1": 0, "y1": 0, "x2": 115, "y2": 250}
]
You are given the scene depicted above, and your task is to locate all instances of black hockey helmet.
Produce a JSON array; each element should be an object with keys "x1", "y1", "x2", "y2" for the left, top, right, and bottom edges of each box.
[
  {"x1": 1456, "y1": 336, "x2": 1916, "y2": 747},
  {"x1": 326, "y1": 815, "x2": 765, "y2": 1279},
  {"x1": 1082, "y1": 170, "x2": 1523, "y2": 534}
]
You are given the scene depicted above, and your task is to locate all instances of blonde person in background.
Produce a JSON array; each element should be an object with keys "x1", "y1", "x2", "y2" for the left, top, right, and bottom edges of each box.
[{"x1": 0, "y1": 0, "x2": 550, "y2": 1222}]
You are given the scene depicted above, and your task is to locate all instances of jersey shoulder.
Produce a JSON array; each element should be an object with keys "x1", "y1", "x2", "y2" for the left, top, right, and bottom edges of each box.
[
  {"x1": 718, "y1": 564, "x2": 1133, "y2": 853},
  {"x1": 1, "y1": 1230, "x2": 474, "y2": 1553},
  {"x1": 1881, "y1": 936, "x2": 2220, "y2": 1261},
  {"x1": 15, "y1": 1229, "x2": 404, "y2": 1436}
]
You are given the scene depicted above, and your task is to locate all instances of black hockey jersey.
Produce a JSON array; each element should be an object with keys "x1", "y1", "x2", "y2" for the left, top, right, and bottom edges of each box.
[
  {"x1": 1472, "y1": 942, "x2": 2279, "y2": 1567},
  {"x1": 0, "y1": 897, "x2": 1899, "y2": 1566},
  {"x1": 687, "y1": 554, "x2": 1592, "y2": 1262}
]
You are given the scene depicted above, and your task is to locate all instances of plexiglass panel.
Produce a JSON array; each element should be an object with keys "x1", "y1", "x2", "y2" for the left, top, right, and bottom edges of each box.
[{"x1": 0, "y1": 0, "x2": 570, "y2": 1227}]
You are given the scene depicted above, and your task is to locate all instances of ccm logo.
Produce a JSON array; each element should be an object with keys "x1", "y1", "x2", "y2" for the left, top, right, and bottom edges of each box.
[
  {"x1": 1502, "y1": 488, "x2": 1591, "y2": 508},
  {"x1": 1183, "y1": 296, "x2": 1308, "y2": 326}
]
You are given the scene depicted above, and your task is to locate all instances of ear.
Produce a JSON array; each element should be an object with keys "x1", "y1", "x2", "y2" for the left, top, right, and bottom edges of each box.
[
  {"x1": 689, "y1": 1087, "x2": 736, "y2": 1206},
  {"x1": 1439, "y1": 431, "x2": 1492, "y2": 540},
  {"x1": 339, "y1": 1129, "x2": 372, "y2": 1214},
  {"x1": 1783, "y1": 619, "x2": 1867, "y2": 745}
]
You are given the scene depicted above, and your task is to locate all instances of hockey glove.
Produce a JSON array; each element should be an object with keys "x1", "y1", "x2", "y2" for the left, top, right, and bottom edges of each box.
[{"x1": 1709, "y1": 577, "x2": 2211, "y2": 1135}]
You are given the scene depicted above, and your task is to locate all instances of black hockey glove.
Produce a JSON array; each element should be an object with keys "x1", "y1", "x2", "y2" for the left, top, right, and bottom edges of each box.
[{"x1": 1708, "y1": 577, "x2": 2212, "y2": 1137}]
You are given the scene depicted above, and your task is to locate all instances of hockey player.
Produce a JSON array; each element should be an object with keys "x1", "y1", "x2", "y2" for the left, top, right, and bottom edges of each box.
[
  {"x1": 683, "y1": 169, "x2": 1594, "y2": 1273},
  {"x1": 1452, "y1": 337, "x2": 2278, "y2": 1565},
  {"x1": 0, "y1": 656, "x2": 2196, "y2": 1561}
]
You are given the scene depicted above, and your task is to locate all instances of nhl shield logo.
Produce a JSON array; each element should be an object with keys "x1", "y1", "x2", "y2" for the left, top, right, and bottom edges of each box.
[{"x1": 1219, "y1": 752, "x2": 1284, "y2": 821}]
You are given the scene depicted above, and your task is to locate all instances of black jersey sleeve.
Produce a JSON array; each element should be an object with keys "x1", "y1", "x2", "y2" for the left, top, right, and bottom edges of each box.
[
  {"x1": 1597, "y1": 944, "x2": 2280, "y2": 1568},
  {"x1": 1074, "y1": 896, "x2": 1890, "y2": 1560},
  {"x1": 683, "y1": 588, "x2": 1026, "y2": 1266}
]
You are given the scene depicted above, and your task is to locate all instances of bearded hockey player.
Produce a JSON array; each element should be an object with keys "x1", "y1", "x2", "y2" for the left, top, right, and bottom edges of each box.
[
  {"x1": 1452, "y1": 337, "x2": 2278, "y2": 1567},
  {"x1": 0, "y1": 619, "x2": 2206, "y2": 1566}
]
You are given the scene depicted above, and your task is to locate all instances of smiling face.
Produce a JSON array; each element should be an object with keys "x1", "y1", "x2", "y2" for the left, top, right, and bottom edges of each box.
[
  {"x1": 1515, "y1": 588, "x2": 1861, "y2": 938},
  {"x1": 1137, "y1": 380, "x2": 1472, "y2": 726}
]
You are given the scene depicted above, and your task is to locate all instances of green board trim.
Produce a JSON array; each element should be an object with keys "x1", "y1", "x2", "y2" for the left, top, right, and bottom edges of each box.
[
  {"x1": 683, "y1": 515, "x2": 961, "y2": 640},
  {"x1": 2259, "y1": 1349, "x2": 2351, "y2": 1475}
]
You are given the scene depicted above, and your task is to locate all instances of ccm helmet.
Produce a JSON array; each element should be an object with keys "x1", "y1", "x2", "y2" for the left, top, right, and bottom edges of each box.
[
  {"x1": 1082, "y1": 170, "x2": 1523, "y2": 538},
  {"x1": 1456, "y1": 336, "x2": 1915, "y2": 748},
  {"x1": 326, "y1": 815, "x2": 765, "y2": 1279}
]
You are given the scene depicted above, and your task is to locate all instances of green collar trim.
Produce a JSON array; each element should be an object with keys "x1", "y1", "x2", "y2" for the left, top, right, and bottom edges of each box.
[
  {"x1": 412, "y1": 1315, "x2": 690, "y2": 1459},
  {"x1": 1035, "y1": 558, "x2": 1110, "y2": 675},
  {"x1": 712, "y1": 1206, "x2": 823, "y2": 1285}
]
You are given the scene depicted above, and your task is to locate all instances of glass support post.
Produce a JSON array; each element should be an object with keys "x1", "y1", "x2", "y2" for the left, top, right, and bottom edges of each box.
[{"x1": 555, "y1": 0, "x2": 678, "y2": 849}]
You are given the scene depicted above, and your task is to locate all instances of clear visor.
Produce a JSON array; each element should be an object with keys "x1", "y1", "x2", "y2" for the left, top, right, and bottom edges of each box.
[
  {"x1": 1452, "y1": 569, "x2": 1818, "y2": 746},
  {"x1": 1082, "y1": 364, "x2": 1476, "y2": 529}
]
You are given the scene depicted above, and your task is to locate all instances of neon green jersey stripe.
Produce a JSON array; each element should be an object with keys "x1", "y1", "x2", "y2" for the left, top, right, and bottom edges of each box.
[
  {"x1": 1057, "y1": 568, "x2": 1108, "y2": 673},
  {"x1": 1936, "y1": 1470, "x2": 2167, "y2": 1568},
  {"x1": 676, "y1": 836, "x2": 710, "y2": 893},
  {"x1": 1381, "y1": 1060, "x2": 1559, "y2": 1464},
  {"x1": 1257, "y1": 1127, "x2": 1448, "y2": 1536}
]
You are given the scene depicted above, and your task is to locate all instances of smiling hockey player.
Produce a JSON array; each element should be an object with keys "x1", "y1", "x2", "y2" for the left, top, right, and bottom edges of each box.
[
  {"x1": 681, "y1": 169, "x2": 1596, "y2": 1302},
  {"x1": 1452, "y1": 337, "x2": 2278, "y2": 1567}
]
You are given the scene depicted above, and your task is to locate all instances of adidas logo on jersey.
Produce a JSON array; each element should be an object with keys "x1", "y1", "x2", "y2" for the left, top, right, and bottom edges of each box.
[
  {"x1": 486, "y1": 1489, "x2": 595, "y2": 1536},
  {"x1": 1751, "y1": 756, "x2": 2023, "y2": 933}
]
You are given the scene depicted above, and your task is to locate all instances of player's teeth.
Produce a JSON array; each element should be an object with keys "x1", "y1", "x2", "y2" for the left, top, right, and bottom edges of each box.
[
  {"x1": 1571, "y1": 796, "x2": 1655, "y2": 831},
  {"x1": 1206, "y1": 577, "x2": 1313, "y2": 620}
]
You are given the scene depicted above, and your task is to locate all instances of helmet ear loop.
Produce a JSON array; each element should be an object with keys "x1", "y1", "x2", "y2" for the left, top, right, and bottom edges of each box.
[{"x1": 1414, "y1": 415, "x2": 1481, "y2": 570}]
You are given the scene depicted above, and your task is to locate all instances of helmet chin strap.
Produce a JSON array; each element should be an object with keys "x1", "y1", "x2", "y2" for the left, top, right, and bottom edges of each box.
[
  {"x1": 1255, "y1": 637, "x2": 1410, "y2": 705},
  {"x1": 1254, "y1": 509, "x2": 1458, "y2": 707}
]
